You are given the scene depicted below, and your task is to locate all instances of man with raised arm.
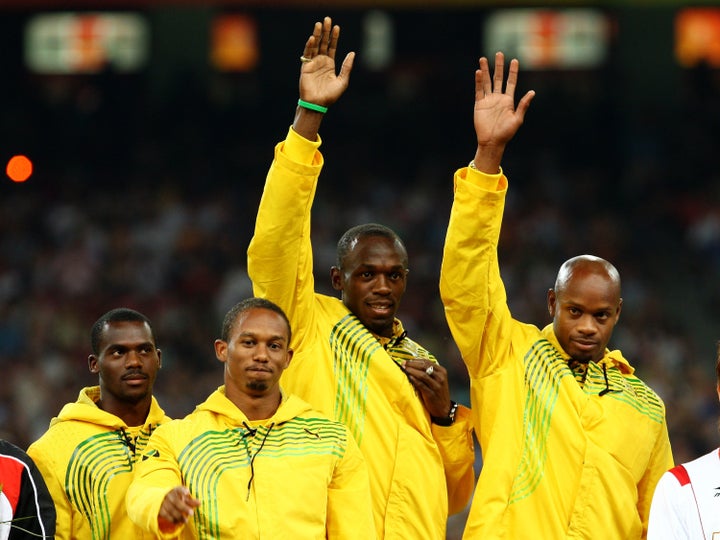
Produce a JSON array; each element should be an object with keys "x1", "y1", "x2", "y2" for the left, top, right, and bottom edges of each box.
[
  {"x1": 439, "y1": 52, "x2": 673, "y2": 539},
  {"x1": 247, "y1": 16, "x2": 475, "y2": 539}
]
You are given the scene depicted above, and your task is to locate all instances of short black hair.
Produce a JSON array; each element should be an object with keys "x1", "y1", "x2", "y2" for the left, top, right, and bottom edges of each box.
[
  {"x1": 336, "y1": 223, "x2": 408, "y2": 268},
  {"x1": 90, "y1": 308, "x2": 154, "y2": 355},
  {"x1": 221, "y1": 297, "x2": 292, "y2": 344}
]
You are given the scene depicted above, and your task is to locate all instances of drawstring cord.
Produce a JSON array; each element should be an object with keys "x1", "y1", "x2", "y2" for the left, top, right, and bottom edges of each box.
[
  {"x1": 599, "y1": 363, "x2": 612, "y2": 396},
  {"x1": 119, "y1": 427, "x2": 136, "y2": 454},
  {"x1": 240, "y1": 422, "x2": 274, "y2": 501}
]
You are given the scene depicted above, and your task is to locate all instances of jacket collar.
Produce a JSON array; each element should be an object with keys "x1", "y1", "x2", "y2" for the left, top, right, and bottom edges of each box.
[
  {"x1": 196, "y1": 386, "x2": 313, "y2": 425},
  {"x1": 51, "y1": 385, "x2": 168, "y2": 429},
  {"x1": 540, "y1": 324, "x2": 634, "y2": 375}
]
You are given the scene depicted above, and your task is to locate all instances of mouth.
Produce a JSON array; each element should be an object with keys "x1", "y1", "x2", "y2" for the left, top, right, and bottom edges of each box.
[
  {"x1": 122, "y1": 373, "x2": 148, "y2": 384},
  {"x1": 366, "y1": 301, "x2": 394, "y2": 316},
  {"x1": 572, "y1": 339, "x2": 597, "y2": 352}
]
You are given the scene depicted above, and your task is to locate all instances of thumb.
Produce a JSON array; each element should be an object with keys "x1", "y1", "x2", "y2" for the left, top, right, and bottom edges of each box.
[{"x1": 338, "y1": 51, "x2": 355, "y2": 83}]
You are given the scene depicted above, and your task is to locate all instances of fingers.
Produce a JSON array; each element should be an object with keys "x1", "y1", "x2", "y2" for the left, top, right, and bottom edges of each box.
[
  {"x1": 319, "y1": 16, "x2": 333, "y2": 55},
  {"x1": 516, "y1": 89, "x2": 536, "y2": 120},
  {"x1": 304, "y1": 17, "x2": 337, "y2": 58},
  {"x1": 478, "y1": 56, "x2": 491, "y2": 96},
  {"x1": 338, "y1": 51, "x2": 355, "y2": 83},
  {"x1": 492, "y1": 51, "x2": 505, "y2": 93},
  {"x1": 477, "y1": 52, "x2": 526, "y2": 98},
  {"x1": 159, "y1": 487, "x2": 201, "y2": 525},
  {"x1": 403, "y1": 360, "x2": 447, "y2": 386},
  {"x1": 505, "y1": 58, "x2": 519, "y2": 98},
  {"x1": 326, "y1": 22, "x2": 340, "y2": 59},
  {"x1": 302, "y1": 21, "x2": 322, "y2": 59}
]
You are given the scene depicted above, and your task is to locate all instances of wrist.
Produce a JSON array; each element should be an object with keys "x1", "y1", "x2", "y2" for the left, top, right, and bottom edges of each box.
[
  {"x1": 297, "y1": 98, "x2": 328, "y2": 114},
  {"x1": 431, "y1": 401, "x2": 458, "y2": 426}
]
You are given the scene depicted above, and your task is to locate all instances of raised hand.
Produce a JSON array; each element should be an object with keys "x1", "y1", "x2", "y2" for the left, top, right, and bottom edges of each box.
[
  {"x1": 298, "y1": 16, "x2": 355, "y2": 108},
  {"x1": 472, "y1": 52, "x2": 535, "y2": 173}
]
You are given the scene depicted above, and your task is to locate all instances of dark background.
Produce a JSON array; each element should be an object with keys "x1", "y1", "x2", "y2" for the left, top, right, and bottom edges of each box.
[{"x1": 1, "y1": 2, "x2": 719, "y2": 535}]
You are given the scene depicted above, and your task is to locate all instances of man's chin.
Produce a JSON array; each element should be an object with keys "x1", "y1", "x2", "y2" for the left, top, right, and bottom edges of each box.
[
  {"x1": 361, "y1": 314, "x2": 395, "y2": 335},
  {"x1": 246, "y1": 381, "x2": 270, "y2": 392}
]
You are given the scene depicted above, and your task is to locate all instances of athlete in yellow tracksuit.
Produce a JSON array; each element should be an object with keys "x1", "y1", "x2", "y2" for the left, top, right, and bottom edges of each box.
[
  {"x1": 27, "y1": 387, "x2": 169, "y2": 540},
  {"x1": 439, "y1": 52, "x2": 673, "y2": 539},
  {"x1": 248, "y1": 17, "x2": 475, "y2": 540},
  {"x1": 127, "y1": 387, "x2": 373, "y2": 540}
]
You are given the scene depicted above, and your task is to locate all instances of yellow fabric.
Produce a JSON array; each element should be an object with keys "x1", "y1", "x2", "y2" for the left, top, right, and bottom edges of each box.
[
  {"x1": 126, "y1": 388, "x2": 374, "y2": 540},
  {"x1": 439, "y1": 166, "x2": 674, "y2": 540},
  {"x1": 27, "y1": 386, "x2": 170, "y2": 540},
  {"x1": 247, "y1": 127, "x2": 475, "y2": 539}
]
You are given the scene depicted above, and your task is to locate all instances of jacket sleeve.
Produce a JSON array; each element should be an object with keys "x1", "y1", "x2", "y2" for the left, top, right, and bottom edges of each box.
[
  {"x1": 247, "y1": 127, "x2": 324, "y2": 351},
  {"x1": 3, "y1": 441, "x2": 56, "y2": 540},
  {"x1": 646, "y1": 469, "x2": 687, "y2": 540},
  {"x1": 431, "y1": 404, "x2": 476, "y2": 515},
  {"x1": 326, "y1": 429, "x2": 376, "y2": 540},
  {"x1": 439, "y1": 166, "x2": 513, "y2": 380},
  {"x1": 638, "y1": 418, "x2": 675, "y2": 538},
  {"x1": 126, "y1": 424, "x2": 186, "y2": 540},
  {"x1": 26, "y1": 442, "x2": 74, "y2": 540}
]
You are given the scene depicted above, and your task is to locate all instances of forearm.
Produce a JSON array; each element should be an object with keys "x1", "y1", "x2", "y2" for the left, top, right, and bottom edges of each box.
[
  {"x1": 439, "y1": 167, "x2": 509, "y2": 373},
  {"x1": 292, "y1": 105, "x2": 325, "y2": 142}
]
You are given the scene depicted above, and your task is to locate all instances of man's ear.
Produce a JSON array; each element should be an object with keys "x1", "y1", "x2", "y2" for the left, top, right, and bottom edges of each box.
[
  {"x1": 547, "y1": 289, "x2": 556, "y2": 316},
  {"x1": 284, "y1": 348, "x2": 294, "y2": 370},
  {"x1": 214, "y1": 339, "x2": 228, "y2": 363},
  {"x1": 88, "y1": 354, "x2": 99, "y2": 373},
  {"x1": 156, "y1": 348, "x2": 162, "y2": 369},
  {"x1": 330, "y1": 266, "x2": 343, "y2": 291}
]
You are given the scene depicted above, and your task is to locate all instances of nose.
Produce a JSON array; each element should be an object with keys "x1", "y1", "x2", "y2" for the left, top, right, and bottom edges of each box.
[
  {"x1": 374, "y1": 274, "x2": 392, "y2": 294},
  {"x1": 125, "y1": 350, "x2": 142, "y2": 367},
  {"x1": 253, "y1": 345, "x2": 269, "y2": 362},
  {"x1": 576, "y1": 314, "x2": 598, "y2": 335}
]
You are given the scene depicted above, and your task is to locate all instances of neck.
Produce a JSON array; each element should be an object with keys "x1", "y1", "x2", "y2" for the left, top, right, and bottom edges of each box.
[
  {"x1": 97, "y1": 396, "x2": 151, "y2": 427},
  {"x1": 227, "y1": 387, "x2": 282, "y2": 421}
]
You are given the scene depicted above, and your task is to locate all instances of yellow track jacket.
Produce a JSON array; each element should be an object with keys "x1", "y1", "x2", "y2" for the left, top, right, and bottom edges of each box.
[
  {"x1": 439, "y1": 166, "x2": 674, "y2": 539},
  {"x1": 126, "y1": 387, "x2": 374, "y2": 540},
  {"x1": 27, "y1": 386, "x2": 170, "y2": 540},
  {"x1": 247, "y1": 127, "x2": 476, "y2": 540}
]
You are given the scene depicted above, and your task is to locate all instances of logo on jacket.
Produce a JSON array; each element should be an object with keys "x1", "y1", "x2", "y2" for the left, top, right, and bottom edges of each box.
[{"x1": 142, "y1": 449, "x2": 160, "y2": 461}]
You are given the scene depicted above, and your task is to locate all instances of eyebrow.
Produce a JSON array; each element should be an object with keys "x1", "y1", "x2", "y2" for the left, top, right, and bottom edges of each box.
[
  {"x1": 105, "y1": 341, "x2": 155, "y2": 351},
  {"x1": 237, "y1": 331, "x2": 287, "y2": 342}
]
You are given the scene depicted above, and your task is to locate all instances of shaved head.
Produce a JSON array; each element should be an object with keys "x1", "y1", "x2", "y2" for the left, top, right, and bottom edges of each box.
[{"x1": 555, "y1": 255, "x2": 621, "y2": 297}]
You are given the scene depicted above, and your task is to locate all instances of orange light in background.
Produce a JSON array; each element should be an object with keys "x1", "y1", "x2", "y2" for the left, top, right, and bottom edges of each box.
[
  {"x1": 211, "y1": 14, "x2": 258, "y2": 72},
  {"x1": 7, "y1": 155, "x2": 33, "y2": 183},
  {"x1": 675, "y1": 9, "x2": 720, "y2": 68}
]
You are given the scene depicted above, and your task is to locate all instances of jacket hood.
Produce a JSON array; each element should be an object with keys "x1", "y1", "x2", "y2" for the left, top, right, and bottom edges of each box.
[
  {"x1": 541, "y1": 324, "x2": 635, "y2": 375},
  {"x1": 195, "y1": 386, "x2": 314, "y2": 425},
  {"x1": 50, "y1": 386, "x2": 169, "y2": 429}
]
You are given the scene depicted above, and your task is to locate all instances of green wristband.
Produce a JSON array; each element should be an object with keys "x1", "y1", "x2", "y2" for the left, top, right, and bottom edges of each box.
[{"x1": 297, "y1": 99, "x2": 328, "y2": 114}]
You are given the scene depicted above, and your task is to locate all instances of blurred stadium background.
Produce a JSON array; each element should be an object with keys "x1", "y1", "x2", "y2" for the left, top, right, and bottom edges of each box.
[{"x1": 1, "y1": 1, "x2": 720, "y2": 536}]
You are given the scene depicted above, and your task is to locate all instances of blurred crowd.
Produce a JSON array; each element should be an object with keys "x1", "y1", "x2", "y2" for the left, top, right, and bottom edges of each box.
[{"x1": 1, "y1": 10, "x2": 720, "y2": 511}]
